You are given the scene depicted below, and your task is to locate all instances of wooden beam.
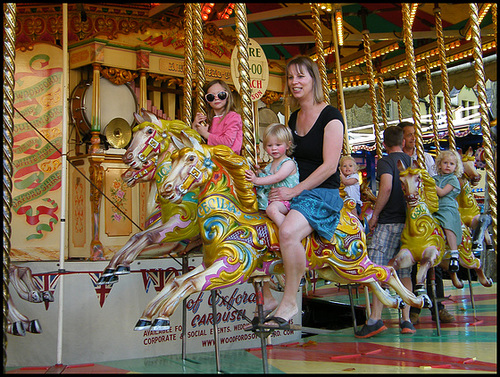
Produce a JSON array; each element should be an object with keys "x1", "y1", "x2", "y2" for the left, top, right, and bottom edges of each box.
[
  {"x1": 212, "y1": 4, "x2": 312, "y2": 28},
  {"x1": 148, "y1": 3, "x2": 177, "y2": 18}
]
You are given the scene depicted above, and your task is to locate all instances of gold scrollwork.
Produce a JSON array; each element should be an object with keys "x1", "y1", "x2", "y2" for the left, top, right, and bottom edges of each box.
[{"x1": 100, "y1": 66, "x2": 138, "y2": 85}]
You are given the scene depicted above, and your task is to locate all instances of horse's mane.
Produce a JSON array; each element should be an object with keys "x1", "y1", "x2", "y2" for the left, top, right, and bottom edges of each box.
[
  {"x1": 133, "y1": 119, "x2": 201, "y2": 141},
  {"x1": 208, "y1": 145, "x2": 259, "y2": 212},
  {"x1": 402, "y1": 167, "x2": 439, "y2": 213}
]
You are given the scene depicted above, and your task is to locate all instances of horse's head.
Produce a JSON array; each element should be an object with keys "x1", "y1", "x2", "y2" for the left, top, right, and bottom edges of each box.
[
  {"x1": 398, "y1": 159, "x2": 439, "y2": 212},
  {"x1": 460, "y1": 147, "x2": 481, "y2": 186},
  {"x1": 360, "y1": 179, "x2": 376, "y2": 204},
  {"x1": 160, "y1": 132, "x2": 214, "y2": 203},
  {"x1": 398, "y1": 160, "x2": 422, "y2": 207}
]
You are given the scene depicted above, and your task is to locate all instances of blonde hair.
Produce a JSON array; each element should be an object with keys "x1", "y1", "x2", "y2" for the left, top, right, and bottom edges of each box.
[
  {"x1": 435, "y1": 149, "x2": 463, "y2": 177},
  {"x1": 262, "y1": 123, "x2": 295, "y2": 156},
  {"x1": 284, "y1": 56, "x2": 325, "y2": 109},
  {"x1": 339, "y1": 155, "x2": 359, "y2": 172}
]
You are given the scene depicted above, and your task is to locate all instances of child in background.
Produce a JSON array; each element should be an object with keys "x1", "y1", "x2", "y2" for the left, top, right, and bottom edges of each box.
[
  {"x1": 245, "y1": 123, "x2": 299, "y2": 226},
  {"x1": 433, "y1": 149, "x2": 464, "y2": 272},
  {"x1": 192, "y1": 79, "x2": 243, "y2": 154},
  {"x1": 339, "y1": 155, "x2": 362, "y2": 217}
]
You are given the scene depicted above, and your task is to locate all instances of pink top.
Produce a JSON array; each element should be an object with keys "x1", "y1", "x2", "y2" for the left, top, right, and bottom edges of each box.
[{"x1": 207, "y1": 111, "x2": 243, "y2": 155}]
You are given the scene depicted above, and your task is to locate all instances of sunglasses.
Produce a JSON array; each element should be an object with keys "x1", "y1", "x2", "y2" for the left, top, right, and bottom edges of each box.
[{"x1": 205, "y1": 91, "x2": 228, "y2": 102}]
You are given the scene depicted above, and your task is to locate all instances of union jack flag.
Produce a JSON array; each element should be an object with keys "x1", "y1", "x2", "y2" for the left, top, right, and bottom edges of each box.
[
  {"x1": 89, "y1": 273, "x2": 113, "y2": 307},
  {"x1": 140, "y1": 267, "x2": 180, "y2": 293}
]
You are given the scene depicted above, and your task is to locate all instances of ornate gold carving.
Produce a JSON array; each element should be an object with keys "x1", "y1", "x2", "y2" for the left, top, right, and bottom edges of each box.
[
  {"x1": 100, "y1": 66, "x2": 138, "y2": 85},
  {"x1": 260, "y1": 91, "x2": 281, "y2": 105}
]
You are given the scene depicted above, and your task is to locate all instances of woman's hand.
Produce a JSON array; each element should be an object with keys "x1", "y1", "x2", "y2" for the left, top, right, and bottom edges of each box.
[{"x1": 269, "y1": 186, "x2": 294, "y2": 202}]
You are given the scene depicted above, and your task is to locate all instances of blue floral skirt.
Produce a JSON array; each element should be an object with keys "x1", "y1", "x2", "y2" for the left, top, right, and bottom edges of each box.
[{"x1": 290, "y1": 187, "x2": 343, "y2": 241}]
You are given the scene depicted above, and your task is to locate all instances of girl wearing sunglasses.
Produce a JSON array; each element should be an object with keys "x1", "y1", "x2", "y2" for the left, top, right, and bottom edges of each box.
[{"x1": 192, "y1": 79, "x2": 243, "y2": 155}]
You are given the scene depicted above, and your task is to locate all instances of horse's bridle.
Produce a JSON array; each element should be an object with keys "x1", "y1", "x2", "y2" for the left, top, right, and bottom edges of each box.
[
  {"x1": 137, "y1": 128, "x2": 168, "y2": 163},
  {"x1": 178, "y1": 165, "x2": 202, "y2": 194}
]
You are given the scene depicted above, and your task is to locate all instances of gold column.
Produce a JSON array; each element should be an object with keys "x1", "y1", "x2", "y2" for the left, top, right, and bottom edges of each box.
[
  {"x1": 425, "y1": 60, "x2": 440, "y2": 152},
  {"x1": 139, "y1": 70, "x2": 147, "y2": 110},
  {"x1": 469, "y1": 3, "x2": 497, "y2": 251},
  {"x1": 434, "y1": 5, "x2": 455, "y2": 151},
  {"x1": 183, "y1": 3, "x2": 194, "y2": 127},
  {"x1": 311, "y1": 3, "x2": 330, "y2": 104},
  {"x1": 396, "y1": 83, "x2": 402, "y2": 122},
  {"x1": 402, "y1": 3, "x2": 423, "y2": 169},
  {"x1": 363, "y1": 31, "x2": 381, "y2": 159},
  {"x1": 193, "y1": 3, "x2": 206, "y2": 119},
  {"x1": 235, "y1": 3, "x2": 257, "y2": 169},
  {"x1": 89, "y1": 63, "x2": 101, "y2": 154},
  {"x1": 3, "y1": 3, "x2": 16, "y2": 371},
  {"x1": 377, "y1": 76, "x2": 388, "y2": 129}
]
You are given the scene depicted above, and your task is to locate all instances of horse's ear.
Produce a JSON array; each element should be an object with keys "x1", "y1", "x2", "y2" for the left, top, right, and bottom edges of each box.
[
  {"x1": 179, "y1": 130, "x2": 204, "y2": 154},
  {"x1": 397, "y1": 159, "x2": 406, "y2": 172},
  {"x1": 134, "y1": 112, "x2": 145, "y2": 124},
  {"x1": 466, "y1": 146, "x2": 473, "y2": 156},
  {"x1": 171, "y1": 135, "x2": 187, "y2": 151},
  {"x1": 410, "y1": 159, "x2": 419, "y2": 169}
]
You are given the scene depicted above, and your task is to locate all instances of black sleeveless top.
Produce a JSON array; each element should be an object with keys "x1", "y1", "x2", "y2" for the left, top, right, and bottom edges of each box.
[{"x1": 288, "y1": 105, "x2": 344, "y2": 189}]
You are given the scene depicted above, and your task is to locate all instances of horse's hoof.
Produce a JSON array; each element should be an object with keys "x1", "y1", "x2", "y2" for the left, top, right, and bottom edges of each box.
[
  {"x1": 114, "y1": 265, "x2": 131, "y2": 275},
  {"x1": 29, "y1": 291, "x2": 44, "y2": 303},
  {"x1": 481, "y1": 277, "x2": 493, "y2": 288},
  {"x1": 420, "y1": 294, "x2": 433, "y2": 309},
  {"x1": 11, "y1": 322, "x2": 26, "y2": 336},
  {"x1": 42, "y1": 291, "x2": 54, "y2": 302},
  {"x1": 27, "y1": 319, "x2": 42, "y2": 334},
  {"x1": 97, "y1": 275, "x2": 118, "y2": 285},
  {"x1": 151, "y1": 318, "x2": 171, "y2": 331},
  {"x1": 134, "y1": 319, "x2": 152, "y2": 331},
  {"x1": 448, "y1": 258, "x2": 460, "y2": 273},
  {"x1": 100, "y1": 268, "x2": 116, "y2": 278},
  {"x1": 396, "y1": 297, "x2": 406, "y2": 310}
]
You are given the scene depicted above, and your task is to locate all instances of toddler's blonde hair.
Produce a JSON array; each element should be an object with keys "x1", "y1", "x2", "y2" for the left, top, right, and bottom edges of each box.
[
  {"x1": 262, "y1": 123, "x2": 295, "y2": 156},
  {"x1": 339, "y1": 155, "x2": 359, "y2": 172},
  {"x1": 435, "y1": 149, "x2": 463, "y2": 177}
]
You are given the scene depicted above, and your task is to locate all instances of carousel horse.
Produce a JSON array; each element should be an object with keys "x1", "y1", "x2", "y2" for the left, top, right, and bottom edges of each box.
[
  {"x1": 457, "y1": 147, "x2": 493, "y2": 254},
  {"x1": 6, "y1": 265, "x2": 53, "y2": 336},
  {"x1": 97, "y1": 110, "x2": 203, "y2": 285},
  {"x1": 390, "y1": 160, "x2": 492, "y2": 295},
  {"x1": 133, "y1": 132, "x2": 430, "y2": 331}
]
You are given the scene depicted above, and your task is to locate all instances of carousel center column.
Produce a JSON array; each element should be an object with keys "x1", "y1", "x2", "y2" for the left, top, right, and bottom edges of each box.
[{"x1": 89, "y1": 62, "x2": 105, "y2": 260}]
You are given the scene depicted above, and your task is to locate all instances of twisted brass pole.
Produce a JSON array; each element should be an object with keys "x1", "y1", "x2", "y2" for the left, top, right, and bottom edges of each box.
[
  {"x1": 3, "y1": 3, "x2": 16, "y2": 372},
  {"x1": 402, "y1": 3, "x2": 423, "y2": 169},
  {"x1": 193, "y1": 3, "x2": 206, "y2": 120},
  {"x1": 469, "y1": 3, "x2": 497, "y2": 251},
  {"x1": 492, "y1": 4, "x2": 497, "y2": 46},
  {"x1": 434, "y1": 5, "x2": 455, "y2": 151},
  {"x1": 235, "y1": 4, "x2": 257, "y2": 169},
  {"x1": 183, "y1": 3, "x2": 194, "y2": 127},
  {"x1": 425, "y1": 59, "x2": 440, "y2": 152},
  {"x1": 363, "y1": 31, "x2": 381, "y2": 159},
  {"x1": 311, "y1": 3, "x2": 330, "y2": 104},
  {"x1": 377, "y1": 76, "x2": 388, "y2": 129},
  {"x1": 396, "y1": 83, "x2": 402, "y2": 122}
]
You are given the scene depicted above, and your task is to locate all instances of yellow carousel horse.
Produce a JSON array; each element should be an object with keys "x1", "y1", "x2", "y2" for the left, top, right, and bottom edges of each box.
[
  {"x1": 97, "y1": 110, "x2": 202, "y2": 285},
  {"x1": 133, "y1": 132, "x2": 430, "y2": 331},
  {"x1": 390, "y1": 160, "x2": 492, "y2": 294}
]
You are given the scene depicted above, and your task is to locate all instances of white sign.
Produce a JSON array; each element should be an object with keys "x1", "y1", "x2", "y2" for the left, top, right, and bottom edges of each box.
[{"x1": 231, "y1": 39, "x2": 269, "y2": 102}]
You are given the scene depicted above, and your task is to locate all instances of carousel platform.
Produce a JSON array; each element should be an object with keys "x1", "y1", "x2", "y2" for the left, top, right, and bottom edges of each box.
[{"x1": 6, "y1": 279, "x2": 496, "y2": 374}]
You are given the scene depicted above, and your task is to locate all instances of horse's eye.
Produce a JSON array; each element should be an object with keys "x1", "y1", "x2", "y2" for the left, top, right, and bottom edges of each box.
[
  {"x1": 147, "y1": 129, "x2": 154, "y2": 134},
  {"x1": 188, "y1": 155, "x2": 195, "y2": 162}
]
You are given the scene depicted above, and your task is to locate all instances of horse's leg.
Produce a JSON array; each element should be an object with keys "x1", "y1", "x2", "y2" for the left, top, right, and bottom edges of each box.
[
  {"x1": 151, "y1": 260, "x2": 229, "y2": 330},
  {"x1": 7, "y1": 297, "x2": 30, "y2": 335},
  {"x1": 364, "y1": 281, "x2": 405, "y2": 309},
  {"x1": 9, "y1": 266, "x2": 43, "y2": 303},
  {"x1": 458, "y1": 227, "x2": 493, "y2": 287},
  {"x1": 471, "y1": 214, "x2": 492, "y2": 251},
  {"x1": 134, "y1": 264, "x2": 205, "y2": 330}
]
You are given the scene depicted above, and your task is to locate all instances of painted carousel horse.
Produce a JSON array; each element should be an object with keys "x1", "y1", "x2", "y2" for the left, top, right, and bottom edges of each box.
[
  {"x1": 97, "y1": 110, "x2": 203, "y2": 285},
  {"x1": 457, "y1": 147, "x2": 493, "y2": 255},
  {"x1": 133, "y1": 132, "x2": 430, "y2": 331},
  {"x1": 7, "y1": 265, "x2": 54, "y2": 336},
  {"x1": 390, "y1": 160, "x2": 492, "y2": 296}
]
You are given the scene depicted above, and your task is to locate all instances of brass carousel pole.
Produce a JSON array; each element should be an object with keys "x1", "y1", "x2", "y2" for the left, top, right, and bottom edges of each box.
[
  {"x1": 469, "y1": 3, "x2": 497, "y2": 251},
  {"x1": 3, "y1": 3, "x2": 16, "y2": 372},
  {"x1": 311, "y1": 3, "x2": 330, "y2": 104},
  {"x1": 395, "y1": 81, "x2": 403, "y2": 122},
  {"x1": 193, "y1": 3, "x2": 206, "y2": 120},
  {"x1": 362, "y1": 28, "x2": 381, "y2": 159},
  {"x1": 183, "y1": 3, "x2": 194, "y2": 127},
  {"x1": 377, "y1": 76, "x2": 388, "y2": 129},
  {"x1": 235, "y1": 3, "x2": 257, "y2": 171},
  {"x1": 402, "y1": 3, "x2": 423, "y2": 169},
  {"x1": 434, "y1": 5, "x2": 455, "y2": 151},
  {"x1": 425, "y1": 59, "x2": 440, "y2": 152}
]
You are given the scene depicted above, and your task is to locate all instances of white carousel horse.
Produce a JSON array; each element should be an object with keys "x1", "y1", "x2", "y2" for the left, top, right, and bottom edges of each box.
[
  {"x1": 97, "y1": 110, "x2": 203, "y2": 285},
  {"x1": 390, "y1": 160, "x2": 492, "y2": 295},
  {"x1": 6, "y1": 265, "x2": 53, "y2": 336},
  {"x1": 133, "y1": 132, "x2": 430, "y2": 331}
]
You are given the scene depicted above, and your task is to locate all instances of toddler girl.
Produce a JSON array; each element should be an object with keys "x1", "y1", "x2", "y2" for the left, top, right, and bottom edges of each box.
[
  {"x1": 192, "y1": 79, "x2": 243, "y2": 154},
  {"x1": 339, "y1": 155, "x2": 362, "y2": 217},
  {"x1": 433, "y1": 149, "x2": 464, "y2": 272},
  {"x1": 245, "y1": 123, "x2": 299, "y2": 226}
]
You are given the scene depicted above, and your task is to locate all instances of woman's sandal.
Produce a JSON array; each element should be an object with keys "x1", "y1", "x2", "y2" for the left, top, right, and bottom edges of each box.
[{"x1": 243, "y1": 310, "x2": 274, "y2": 331}]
